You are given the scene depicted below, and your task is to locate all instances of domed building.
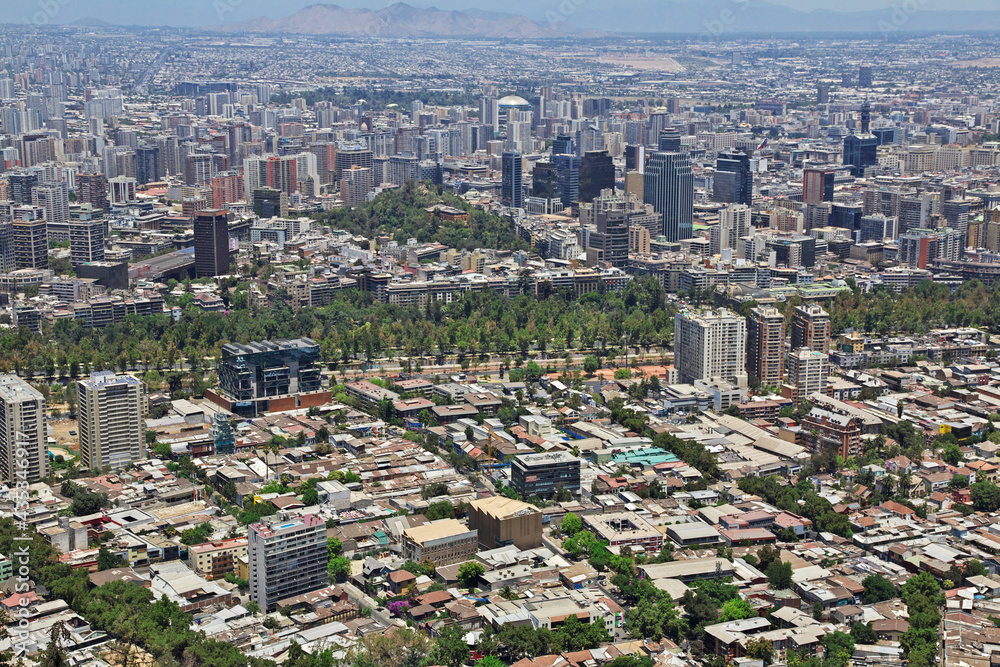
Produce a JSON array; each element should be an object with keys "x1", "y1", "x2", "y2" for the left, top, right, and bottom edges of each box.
[{"x1": 498, "y1": 95, "x2": 533, "y2": 112}]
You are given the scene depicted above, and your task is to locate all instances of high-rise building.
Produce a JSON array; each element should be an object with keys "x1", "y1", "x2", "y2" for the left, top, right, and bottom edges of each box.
[
  {"x1": 643, "y1": 151, "x2": 694, "y2": 242},
  {"x1": 578, "y1": 150, "x2": 615, "y2": 203},
  {"x1": 674, "y1": 309, "x2": 748, "y2": 389},
  {"x1": 248, "y1": 513, "x2": 327, "y2": 611},
  {"x1": 252, "y1": 187, "x2": 288, "y2": 219},
  {"x1": 588, "y1": 207, "x2": 628, "y2": 268},
  {"x1": 831, "y1": 202, "x2": 863, "y2": 233},
  {"x1": 554, "y1": 153, "x2": 581, "y2": 210},
  {"x1": 0, "y1": 375, "x2": 47, "y2": 484},
  {"x1": 714, "y1": 148, "x2": 753, "y2": 207},
  {"x1": 511, "y1": 451, "x2": 581, "y2": 499},
  {"x1": 211, "y1": 171, "x2": 243, "y2": 210},
  {"x1": 791, "y1": 305, "x2": 831, "y2": 354},
  {"x1": 194, "y1": 209, "x2": 230, "y2": 278},
  {"x1": 215, "y1": 338, "x2": 324, "y2": 417},
  {"x1": 802, "y1": 167, "x2": 835, "y2": 205},
  {"x1": 69, "y1": 204, "x2": 104, "y2": 266},
  {"x1": 339, "y1": 165, "x2": 372, "y2": 208},
  {"x1": 77, "y1": 371, "x2": 144, "y2": 470},
  {"x1": 552, "y1": 133, "x2": 574, "y2": 156},
  {"x1": 13, "y1": 216, "x2": 47, "y2": 269},
  {"x1": 76, "y1": 173, "x2": 109, "y2": 212},
  {"x1": 710, "y1": 204, "x2": 751, "y2": 256},
  {"x1": 858, "y1": 65, "x2": 873, "y2": 88},
  {"x1": 747, "y1": 307, "x2": 785, "y2": 389},
  {"x1": 501, "y1": 151, "x2": 523, "y2": 209},
  {"x1": 859, "y1": 213, "x2": 897, "y2": 242},
  {"x1": 843, "y1": 134, "x2": 878, "y2": 177},
  {"x1": 860, "y1": 99, "x2": 872, "y2": 133},
  {"x1": 7, "y1": 171, "x2": 39, "y2": 206},
  {"x1": 784, "y1": 350, "x2": 829, "y2": 406},
  {"x1": 210, "y1": 412, "x2": 236, "y2": 456},
  {"x1": 136, "y1": 145, "x2": 160, "y2": 184},
  {"x1": 31, "y1": 181, "x2": 69, "y2": 227},
  {"x1": 109, "y1": 176, "x2": 136, "y2": 205},
  {"x1": 333, "y1": 145, "x2": 373, "y2": 183},
  {"x1": 658, "y1": 128, "x2": 681, "y2": 152}
]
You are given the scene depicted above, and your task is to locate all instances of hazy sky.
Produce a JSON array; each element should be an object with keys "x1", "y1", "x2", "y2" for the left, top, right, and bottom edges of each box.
[{"x1": 4, "y1": 0, "x2": 1000, "y2": 29}]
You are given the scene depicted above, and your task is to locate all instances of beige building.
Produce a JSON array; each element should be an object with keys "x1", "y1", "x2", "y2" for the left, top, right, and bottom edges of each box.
[
  {"x1": 77, "y1": 371, "x2": 145, "y2": 470},
  {"x1": 401, "y1": 519, "x2": 478, "y2": 566},
  {"x1": 0, "y1": 374, "x2": 47, "y2": 483},
  {"x1": 187, "y1": 537, "x2": 248, "y2": 580}
]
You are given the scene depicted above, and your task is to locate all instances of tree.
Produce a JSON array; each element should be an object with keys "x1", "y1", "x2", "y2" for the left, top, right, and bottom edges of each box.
[
  {"x1": 39, "y1": 623, "x2": 71, "y2": 667},
  {"x1": 719, "y1": 597, "x2": 758, "y2": 622},
  {"x1": 745, "y1": 637, "x2": 775, "y2": 665},
  {"x1": 328, "y1": 556, "x2": 350, "y2": 583},
  {"x1": 972, "y1": 480, "x2": 1000, "y2": 512},
  {"x1": 458, "y1": 561, "x2": 485, "y2": 589},
  {"x1": 583, "y1": 355, "x2": 599, "y2": 374},
  {"x1": 425, "y1": 500, "x2": 454, "y2": 521},
  {"x1": 426, "y1": 624, "x2": 469, "y2": 667},
  {"x1": 941, "y1": 441, "x2": 963, "y2": 466},
  {"x1": 765, "y1": 561, "x2": 793, "y2": 590},
  {"x1": 862, "y1": 574, "x2": 897, "y2": 603},
  {"x1": 821, "y1": 631, "x2": 856, "y2": 667},
  {"x1": 246, "y1": 600, "x2": 260, "y2": 615},
  {"x1": 561, "y1": 512, "x2": 583, "y2": 536},
  {"x1": 965, "y1": 558, "x2": 988, "y2": 578},
  {"x1": 756, "y1": 544, "x2": 780, "y2": 570},
  {"x1": 851, "y1": 622, "x2": 877, "y2": 644},
  {"x1": 96, "y1": 547, "x2": 126, "y2": 571}
]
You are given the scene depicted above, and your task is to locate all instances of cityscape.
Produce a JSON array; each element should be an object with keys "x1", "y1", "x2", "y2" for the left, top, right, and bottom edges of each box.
[{"x1": 4, "y1": 3, "x2": 1000, "y2": 667}]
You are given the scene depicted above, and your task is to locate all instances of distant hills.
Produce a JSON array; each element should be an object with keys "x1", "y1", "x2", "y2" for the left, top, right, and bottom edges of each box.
[{"x1": 208, "y1": 3, "x2": 589, "y2": 39}]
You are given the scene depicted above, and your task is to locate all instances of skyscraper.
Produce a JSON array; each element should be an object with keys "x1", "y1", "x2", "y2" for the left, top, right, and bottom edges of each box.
[
  {"x1": 7, "y1": 171, "x2": 39, "y2": 206},
  {"x1": 578, "y1": 150, "x2": 615, "y2": 203},
  {"x1": 69, "y1": 204, "x2": 105, "y2": 266},
  {"x1": 32, "y1": 181, "x2": 69, "y2": 227},
  {"x1": 748, "y1": 307, "x2": 785, "y2": 389},
  {"x1": 249, "y1": 513, "x2": 328, "y2": 611},
  {"x1": 77, "y1": 371, "x2": 144, "y2": 470},
  {"x1": 674, "y1": 309, "x2": 748, "y2": 389},
  {"x1": 802, "y1": 167, "x2": 835, "y2": 205},
  {"x1": 791, "y1": 305, "x2": 831, "y2": 354},
  {"x1": 860, "y1": 99, "x2": 872, "y2": 133},
  {"x1": 843, "y1": 134, "x2": 878, "y2": 177},
  {"x1": 552, "y1": 133, "x2": 574, "y2": 156},
  {"x1": 658, "y1": 128, "x2": 681, "y2": 152},
  {"x1": 710, "y1": 204, "x2": 751, "y2": 256},
  {"x1": 714, "y1": 148, "x2": 753, "y2": 207},
  {"x1": 13, "y1": 216, "x2": 47, "y2": 269},
  {"x1": 252, "y1": 188, "x2": 288, "y2": 219},
  {"x1": 136, "y1": 144, "x2": 160, "y2": 184},
  {"x1": 784, "y1": 350, "x2": 829, "y2": 406},
  {"x1": 194, "y1": 209, "x2": 230, "y2": 278},
  {"x1": 76, "y1": 173, "x2": 109, "y2": 212},
  {"x1": 554, "y1": 154, "x2": 581, "y2": 210},
  {"x1": 501, "y1": 151, "x2": 523, "y2": 209},
  {"x1": 0, "y1": 375, "x2": 47, "y2": 484},
  {"x1": 858, "y1": 65, "x2": 873, "y2": 88},
  {"x1": 643, "y1": 151, "x2": 694, "y2": 242}
]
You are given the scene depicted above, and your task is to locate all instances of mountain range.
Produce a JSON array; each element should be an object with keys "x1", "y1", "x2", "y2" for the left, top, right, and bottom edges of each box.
[{"x1": 207, "y1": 3, "x2": 590, "y2": 38}]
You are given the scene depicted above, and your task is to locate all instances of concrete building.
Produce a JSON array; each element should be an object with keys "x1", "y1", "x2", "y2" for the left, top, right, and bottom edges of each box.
[
  {"x1": 747, "y1": 306, "x2": 785, "y2": 389},
  {"x1": 77, "y1": 371, "x2": 145, "y2": 470},
  {"x1": 783, "y1": 350, "x2": 829, "y2": 407},
  {"x1": 401, "y1": 519, "x2": 478, "y2": 567},
  {"x1": 510, "y1": 451, "x2": 581, "y2": 500},
  {"x1": 0, "y1": 375, "x2": 47, "y2": 483},
  {"x1": 674, "y1": 309, "x2": 748, "y2": 389},
  {"x1": 194, "y1": 209, "x2": 230, "y2": 278},
  {"x1": 214, "y1": 338, "x2": 325, "y2": 418},
  {"x1": 249, "y1": 513, "x2": 328, "y2": 611},
  {"x1": 187, "y1": 537, "x2": 248, "y2": 580},
  {"x1": 791, "y1": 305, "x2": 831, "y2": 354},
  {"x1": 467, "y1": 496, "x2": 543, "y2": 550}
]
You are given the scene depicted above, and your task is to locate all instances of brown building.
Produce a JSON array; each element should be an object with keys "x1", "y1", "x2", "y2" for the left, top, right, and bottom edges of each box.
[
  {"x1": 467, "y1": 496, "x2": 543, "y2": 551},
  {"x1": 791, "y1": 305, "x2": 831, "y2": 354},
  {"x1": 194, "y1": 209, "x2": 230, "y2": 278}
]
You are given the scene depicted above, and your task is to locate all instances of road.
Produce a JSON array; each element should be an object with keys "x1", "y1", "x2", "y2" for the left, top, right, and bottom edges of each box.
[{"x1": 341, "y1": 580, "x2": 392, "y2": 628}]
